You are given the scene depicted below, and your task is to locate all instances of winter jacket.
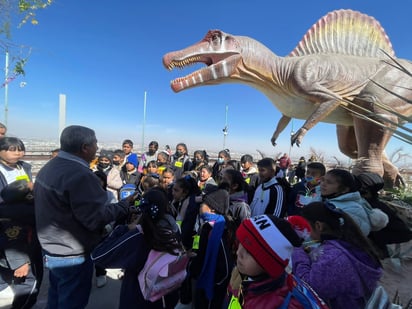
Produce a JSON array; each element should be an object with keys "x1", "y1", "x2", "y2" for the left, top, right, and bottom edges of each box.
[
  {"x1": 172, "y1": 194, "x2": 200, "y2": 250},
  {"x1": 171, "y1": 154, "x2": 192, "y2": 179},
  {"x1": 189, "y1": 221, "x2": 235, "y2": 309},
  {"x1": 250, "y1": 176, "x2": 287, "y2": 217},
  {"x1": 292, "y1": 239, "x2": 382, "y2": 309},
  {"x1": 34, "y1": 151, "x2": 129, "y2": 256},
  {"x1": 241, "y1": 167, "x2": 260, "y2": 204},
  {"x1": 325, "y1": 192, "x2": 372, "y2": 236},
  {"x1": 287, "y1": 180, "x2": 321, "y2": 215},
  {"x1": 91, "y1": 219, "x2": 179, "y2": 309},
  {"x1": 0, "y1": 161, "x2": 32, "y2": 203},
  {"x1": 227, "y1": 271, "x2": 304, "y2": 309},
  {"x1": 229, "y1": 191, "x2": 251, "y2": 227},
  {"x1": 0, "y1": 161, "x2": 43, "y2": 308}
]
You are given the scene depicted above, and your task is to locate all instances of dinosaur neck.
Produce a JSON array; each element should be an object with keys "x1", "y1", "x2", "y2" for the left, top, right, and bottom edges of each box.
[{"x1": 235, "y1": 36, "x2": 292, "y2": 93}]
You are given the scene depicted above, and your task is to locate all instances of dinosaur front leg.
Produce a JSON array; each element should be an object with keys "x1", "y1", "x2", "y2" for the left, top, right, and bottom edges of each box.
[
  {"x1": 271, "y1": 115, "x2": 291, "y2": 146},
  {"x1": 291, "y1": 99, "x2": 341, "y2": 146}
]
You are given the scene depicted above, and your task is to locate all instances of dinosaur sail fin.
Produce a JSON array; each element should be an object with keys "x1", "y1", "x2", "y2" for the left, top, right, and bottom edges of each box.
[{"x1": 289, "y1": 9, "x2": 394, "y2": 58}]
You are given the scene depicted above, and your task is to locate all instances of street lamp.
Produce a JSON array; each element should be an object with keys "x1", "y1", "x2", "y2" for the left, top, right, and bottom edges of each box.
[{"x1": 222, "y1": 105, "x2": 228, "y2": 149}]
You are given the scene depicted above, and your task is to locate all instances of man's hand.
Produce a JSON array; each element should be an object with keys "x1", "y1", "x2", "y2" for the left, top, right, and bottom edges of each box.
[{"x1": 14, "y1": 263, "x2": 30, "y2": 278}]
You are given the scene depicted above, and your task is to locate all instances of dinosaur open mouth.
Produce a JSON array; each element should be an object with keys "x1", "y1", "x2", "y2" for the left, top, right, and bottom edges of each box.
[{"x1": 163, "y1": 52, "x2": 239, "y2": 92}]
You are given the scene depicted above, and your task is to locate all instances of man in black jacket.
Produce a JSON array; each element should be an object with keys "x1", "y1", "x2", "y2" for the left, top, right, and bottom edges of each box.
[{"x1": 34, "y1": 125, "x2": 132, "y2": 309}]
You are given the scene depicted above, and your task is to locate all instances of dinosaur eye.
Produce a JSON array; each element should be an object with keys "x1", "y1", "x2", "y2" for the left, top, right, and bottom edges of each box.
[{"x1": 212, "y1": 33, "x2": 220, "y2": 43}]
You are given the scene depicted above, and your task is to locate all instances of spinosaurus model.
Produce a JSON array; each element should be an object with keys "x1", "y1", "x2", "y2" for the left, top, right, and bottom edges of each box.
[{"x1": 162, "y1": 9, "x2": 412, "y2": 187}]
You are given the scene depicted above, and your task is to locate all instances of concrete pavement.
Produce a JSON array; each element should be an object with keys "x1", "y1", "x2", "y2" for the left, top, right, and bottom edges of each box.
[{"x1": 33, "y1": 268, "x2": 123, "y2": 309}]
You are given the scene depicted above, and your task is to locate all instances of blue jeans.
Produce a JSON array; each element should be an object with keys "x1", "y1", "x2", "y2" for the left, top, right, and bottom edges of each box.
[{"x1": 44, "y1": 254, "x2": 93, "y2": 309}]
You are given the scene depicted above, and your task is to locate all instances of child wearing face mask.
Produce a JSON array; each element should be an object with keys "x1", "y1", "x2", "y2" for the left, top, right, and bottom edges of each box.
[
  {"x1": 287, "y1": 162, "x2": 326, "y2": 215},
  {"x1": 93, "y1": 150, "x2": 123, "y2": 202},
  {"x1": 212, "y1": 149, "x2": 232, "y2": 184},
  {"x1": 170, "y1": 143, "x2": 192, "y2": 179},
  {"x1": 188, "y1": 187, "x2": 236, "y2": 309}
]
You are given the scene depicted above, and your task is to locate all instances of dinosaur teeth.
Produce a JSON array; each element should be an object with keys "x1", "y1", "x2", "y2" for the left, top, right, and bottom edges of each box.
[{"x1": 168, "y1": 56, "x2": 203, "y2": 70}]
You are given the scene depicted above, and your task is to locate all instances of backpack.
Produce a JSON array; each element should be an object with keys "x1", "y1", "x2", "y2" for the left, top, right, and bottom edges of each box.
[
  {"x1": 119, "y1": 184, "x2": 136, "y2": 200},
  {"x1": 280, "y1": 274, "x2": 330, "y2": 309},
  {"x1": 138, "y1": 249, "x2": 190, "y2": 302},
  {"x1": 364, "y1": 285, "x2": 402, "y2": 309}
]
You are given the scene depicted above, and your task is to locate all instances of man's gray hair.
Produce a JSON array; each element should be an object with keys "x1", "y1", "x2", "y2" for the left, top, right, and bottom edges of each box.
[{"x1": 60, "y1": 125, "x2": 96, "y2": 153}]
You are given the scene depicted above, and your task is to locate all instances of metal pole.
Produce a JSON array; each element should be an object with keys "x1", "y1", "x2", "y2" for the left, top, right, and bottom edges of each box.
[
  {"x1": 141, "y1": 91, "x2": 147, "y2": 153},
  {"x1": 223, "y1": 105, "x2": 228, "y2": 149},
  {"x1": 4, "y1": 51, "x2": 9, "y2": 126},
  {"x1": 59, "y1": 94, "x2": 66, "y2": 137}
]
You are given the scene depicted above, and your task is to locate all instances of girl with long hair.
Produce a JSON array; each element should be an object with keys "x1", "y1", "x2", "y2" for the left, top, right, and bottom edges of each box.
[
  {"x1": 92, "y1": 187, "x2": 181, "y2": 308},
  {"x1": 292, "y1": 201, "x2": 382, "y2": 309},
  {"x1": 320, "y1": 169, "x2": 387, "y2": 236}
]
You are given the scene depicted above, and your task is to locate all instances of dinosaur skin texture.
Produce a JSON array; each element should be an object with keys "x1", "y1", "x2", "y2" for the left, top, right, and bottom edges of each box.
[{"x1": 162, "y1": 9, "x2": 412, "y2": 187}]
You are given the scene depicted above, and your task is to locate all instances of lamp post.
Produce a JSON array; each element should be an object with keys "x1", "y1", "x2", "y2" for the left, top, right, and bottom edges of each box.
[
  {"x1": 4, "y1": 51, "x2": 9, "y2": 126},
  {"x1": 141, "y1": 91, "x2": 147, "y2": 153},
  {"x1": 222, "y1": 105, "x2": 228, "y2": 149}
]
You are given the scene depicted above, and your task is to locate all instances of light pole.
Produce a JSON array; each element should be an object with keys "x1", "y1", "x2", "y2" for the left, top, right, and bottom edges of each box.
[
  {"x1": 4, "y1": 51, "x2": 9, "y2": 126},
  {"x1": 222, "y1": 105, "x2": 228, "y2": 149},
  {"x1": 141, "y1": 91, "x2": 147, "y2": 153}
]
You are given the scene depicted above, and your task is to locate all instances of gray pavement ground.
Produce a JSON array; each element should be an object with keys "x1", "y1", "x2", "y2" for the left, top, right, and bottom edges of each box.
[{"x1": 32, "y1": 268, "x2": 123, "y2": 309}]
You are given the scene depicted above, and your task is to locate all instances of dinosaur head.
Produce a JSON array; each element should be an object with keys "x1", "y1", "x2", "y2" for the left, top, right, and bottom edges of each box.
[{"x1": 162, "y1": 30, "x2": 242, "y2": 93}]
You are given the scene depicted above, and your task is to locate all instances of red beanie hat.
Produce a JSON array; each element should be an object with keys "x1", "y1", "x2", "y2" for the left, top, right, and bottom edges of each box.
[
  {"x1": 236, "y1": 215, "x2": 302, "y2": 278},
  {"x1": 286, "y1": 215, "x2": 312, "y2": 241}
]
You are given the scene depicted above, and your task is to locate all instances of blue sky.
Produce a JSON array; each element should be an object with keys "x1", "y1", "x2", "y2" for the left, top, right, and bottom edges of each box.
[{"x1": 1, "y1": 0, "x2": 411, "y2": 161}]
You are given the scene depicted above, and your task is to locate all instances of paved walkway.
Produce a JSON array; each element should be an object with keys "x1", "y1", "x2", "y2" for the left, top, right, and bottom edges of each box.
[{"x1": 33, "y1": 269, "x2": 122, "y2": 309}]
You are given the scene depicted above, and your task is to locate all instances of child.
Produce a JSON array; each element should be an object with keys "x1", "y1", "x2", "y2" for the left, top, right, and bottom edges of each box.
[
  {"x1": 120, "y1": 153, "x2": 141, "y2": 187},
  {"x1": 91, "y1": 187, "x2": 181, "y2": 308},
  {"x1": 249, "y1": 158, "x2": 289, "y2": 218},
  {"x1": 240, "y1": 154, "x2": 259, "y2": 204},
  {"x1": 292, "y1": 201, "x2": 382, "y2": 309},
  {"x1": 287, "y1": 162, "x2": 325, "y2": 215},
  {"x1": 228, "y1": 214, "x2": 304, "y2": 308},
  {"x1": 93, "y1": 170, "x2": 119, "y2": 288},
  {"x1": 220, "y1": 169, "x2": 251, "y2": 228},
  {"x1": 355, "y1": 172, "x2": 412, "y2": 258},
  {"x1": 160, "y1": 167, "x2": 175, "y2": 201},
  {"x1": 0, "y1": 137, "x2": 43, "y2": 308},
  {"x1": 189, "y1": 188, "x2": 235, "y2": 309},
  {"x1": 170, "y1": 176, "x2": 201, "y2": 249},
  {"x1": 321, "y1": 169, "x2": 388, "y2": 236}
]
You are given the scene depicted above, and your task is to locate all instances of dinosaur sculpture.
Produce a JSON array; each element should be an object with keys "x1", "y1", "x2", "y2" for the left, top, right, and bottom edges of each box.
[{"x1": 162, "y1": 9, "x2": 412, "y2": 187}]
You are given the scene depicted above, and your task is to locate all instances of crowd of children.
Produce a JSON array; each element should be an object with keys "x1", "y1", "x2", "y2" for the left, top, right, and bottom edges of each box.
[{"x1": 1, "y1": 131, "x2": 411, "y2": 309}]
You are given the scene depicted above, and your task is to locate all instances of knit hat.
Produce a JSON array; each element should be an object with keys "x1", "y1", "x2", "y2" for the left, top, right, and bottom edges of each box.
[
  {"x1": 99, "y1": 149, "x2": 114, "y2": 163},
  {"x1": 354, "y1": 172, "x2": 384, "y2": 193},
  {"x1": 285, "y1": 215, "x2": 312, "y2": 241},
  {"x1": 126, "y1": 153, "x2": 138, "y2": 167},
  {"x1": 202, "y1": 188, "x2": 229, "y2": 215},
  {"x1": 236, "y1": 215, "x2": 302, "y2": 278}
]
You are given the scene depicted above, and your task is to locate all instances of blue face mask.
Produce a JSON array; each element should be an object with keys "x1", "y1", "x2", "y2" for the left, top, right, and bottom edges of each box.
[
  {"x1": 305, "y1": 176, "x2": 314, "y2": 182},
  {"x1": 217, "y1": 158, "x2": 225, "y2": 164},
  {"x1": 200, "y1": 212, "x2": 221, "y2": 222}
]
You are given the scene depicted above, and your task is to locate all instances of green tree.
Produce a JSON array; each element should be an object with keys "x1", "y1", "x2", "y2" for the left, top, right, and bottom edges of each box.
[{"x1": 1, "y1": 0, "x2": 53, "y2": 86}]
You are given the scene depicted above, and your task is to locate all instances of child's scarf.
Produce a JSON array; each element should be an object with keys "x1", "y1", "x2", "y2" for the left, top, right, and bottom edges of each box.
[{"x1": 197, "y1": 212, "x2": 226, "y2": 300}]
